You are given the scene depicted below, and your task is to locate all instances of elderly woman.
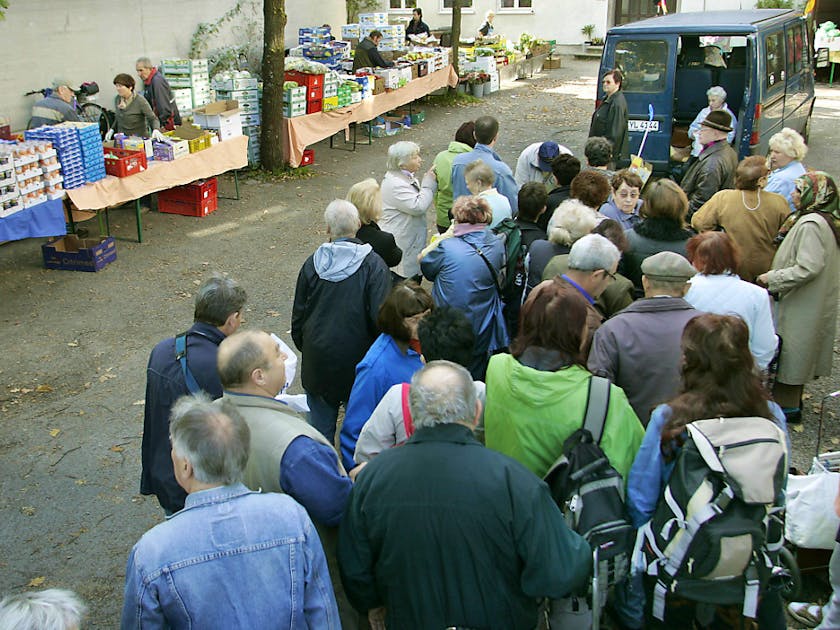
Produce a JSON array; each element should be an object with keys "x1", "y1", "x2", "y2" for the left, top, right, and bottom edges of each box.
[
  {"x1": 532, "y1": 198, "x2": 598, "y2": 289},
  {"x1": 684, "y1": 232, "x2": 777, "y2": 371},
  {"x1": 687, "y1": 86, "x2": 737, "y2": 157},
  {"x1": 420, "y1": 196, "x2": 508, "y2": 379},
  {"x1": 465, "y1": 159, "x2": 511, "y2": 228},
  {"x1": 339, "y1": 281, "x2": 432, "y2": 470},
  {"x1": 591, "y1": 219, "x2": 635, "y2": 317},
  {"x1": 380, "y1": 141, "x2": 437, "y2": 281},
  {"x1": 589, "y1": 69, "x2": 630, "y2": 167},
  {"x1": 600, "y1": 169, "x2": 644, "y2": 231},
  {"x1": 348, "y1": 178, "x2": 402, "y2": 270},
  {"x1": 623, "y1": 179, "x2": 695, "y2": 296},
  {"x1": 571, "y1": 169, "x2": 612, "y2": 213},
  {"x1": 584, "y1": 136, "x2": 616, "y2": 181},
  {"x1": 758, "y1": 172, "x2": 840, "y2": 423},
  {"x1": 765, "y1": 128, "x2": 808, "y2": 212},
  {"x1": 691, "y1": 155, "x2": 789, "y2": 281},
  {"x1": 484, "y1": 278, "x2": 644, "y2": 480},
  {"x1": 478, "y1": 10, "x2": 495, "y2": 37},
  {"x1": 112, "y1": 73, "x2": 160, "y2": 138}
]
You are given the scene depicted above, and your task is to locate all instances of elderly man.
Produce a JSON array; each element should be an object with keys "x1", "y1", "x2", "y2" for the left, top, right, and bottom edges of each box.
[
  {"x1": 338, "y1": 361, "x2": 591, "y2": 630},
  {"x1": 29, "y1": 78, "x2": 81, "y2": 127},
  {"x1": 451, "y1": 115, "x2": 519, "y2": 210},
  {"x1": 687, "y1": 86, "x2": 737, "y2": 157},
  {"x1": 122, "y1": 395, "x2": 339, "y2": 629},
  {"x1": 292, "y1": 199, "x2": 391, "y2": 443},
  {"x1": 352, "y1": 30, "x2": 395, "y2": 71},
  {"x1": 555, "y1": 233, "x2": 621, "y2": 352},
  {"x1": 588, "y1": 251, "x2": 701, "y2": 426},
  {"x1": 514, "y1": 140, "x2": 570, "y2": 189},
  {"x1": 583, "y1": 136, "x2": 616, "y2": 182},
  {"x1": 680, "y1": 109, "x2": 738, "y2": 218},
  {"x1": 136, "y1": 57, "x2": 181, "y2": 130},
  {"x1": 141, "y1": 273, "x2": 246, "y2": 514}
]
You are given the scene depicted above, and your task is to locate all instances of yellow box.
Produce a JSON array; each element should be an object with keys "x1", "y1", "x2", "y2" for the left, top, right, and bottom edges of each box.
[
  {"x1": 322, "y1": 96, "x2": 339, "y2": 112},
  {"x1": 165, "y1": 124, "x2": 213, "y2": 153}
]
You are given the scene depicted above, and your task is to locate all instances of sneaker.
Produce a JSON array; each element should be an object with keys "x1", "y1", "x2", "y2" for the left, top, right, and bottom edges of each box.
[
  {"x1": 783, "y1": 407, "x2": 802, "y2": 425},
  {"x1": 787, "y1": 602, "x2": 822, "y2": 628}
]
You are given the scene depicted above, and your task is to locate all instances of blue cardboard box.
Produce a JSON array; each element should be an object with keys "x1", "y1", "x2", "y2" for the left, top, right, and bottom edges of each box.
[{"x1": 42, "y1": 235, "x2": 116, "y2": 272}]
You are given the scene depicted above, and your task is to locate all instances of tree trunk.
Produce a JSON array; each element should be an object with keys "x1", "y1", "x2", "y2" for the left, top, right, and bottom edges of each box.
[
  {"x1": 450, "y1": 0, "x2": 462, "y2": 91},
  {"x1": 261, "y1": 0, "x2": 287, "y2": 170}
]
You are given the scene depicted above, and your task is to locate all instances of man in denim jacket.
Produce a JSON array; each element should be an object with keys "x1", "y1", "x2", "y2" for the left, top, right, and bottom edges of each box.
[{"x1": 122, "y1": 395, "x2": 339, "y2": 629}]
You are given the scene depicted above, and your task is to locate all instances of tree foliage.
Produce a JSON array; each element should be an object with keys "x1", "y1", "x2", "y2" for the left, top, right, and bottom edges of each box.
[
  {"x1": 0, "y1": 0, "x2": 8, "y2": 19},
  {"x1": 755, "y1": 0, "x2": 794, "y2": 8},
  {"x1": 346, "y1": 0, "x2": 380, "y2": 23}
]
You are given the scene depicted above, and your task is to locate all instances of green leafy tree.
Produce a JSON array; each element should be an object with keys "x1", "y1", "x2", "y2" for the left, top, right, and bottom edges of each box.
[
  {"x1": 0, "y1": 0, "x2": 8, "y2": 19},
  {"x1": 261, "y1": 0, "x2": 286, "y2": 170},
  {"x1": 346, "y1": 0, "x2": 380, "y2": 23},
  {"x1": 755, "y1": 0, "x2": 794, "y2": 8}
]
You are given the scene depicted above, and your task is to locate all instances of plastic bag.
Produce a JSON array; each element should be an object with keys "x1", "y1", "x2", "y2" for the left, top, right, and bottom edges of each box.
[{"x1": 785, "y1": 470, "x2": 840, "y2": 550}]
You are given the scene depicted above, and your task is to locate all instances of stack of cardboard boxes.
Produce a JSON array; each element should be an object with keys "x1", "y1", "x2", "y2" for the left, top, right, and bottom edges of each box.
[
  {"x1": 161, "y1": 58, "x2": 212, "y2": 112},
  {"x1": 213, "y1": 75, "x2": 260, "y2": 165}
]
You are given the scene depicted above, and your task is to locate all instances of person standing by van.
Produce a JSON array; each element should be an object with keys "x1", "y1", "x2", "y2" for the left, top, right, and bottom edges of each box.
[
  {"x1": 680, "y1": 110, "x2": 738, "y2": 219},
  {"x1": 589, "y1": 69, "x2": 629, "y2": 168}
]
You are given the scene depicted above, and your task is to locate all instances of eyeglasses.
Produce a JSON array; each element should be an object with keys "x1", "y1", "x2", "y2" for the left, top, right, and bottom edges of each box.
[{"x1": 601, "y1": 269, "x2": 617, "y2": 282}]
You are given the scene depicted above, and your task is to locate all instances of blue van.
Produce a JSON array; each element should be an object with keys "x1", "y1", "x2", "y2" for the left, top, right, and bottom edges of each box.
[{"x1": 598, "y1": 9, "x2": 815, "y2": 176}]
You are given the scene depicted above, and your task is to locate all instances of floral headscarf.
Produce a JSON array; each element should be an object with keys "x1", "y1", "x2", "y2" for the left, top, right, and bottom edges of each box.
[{"x1": 776, "y1": 171, "x2": 840, "y2": 246}]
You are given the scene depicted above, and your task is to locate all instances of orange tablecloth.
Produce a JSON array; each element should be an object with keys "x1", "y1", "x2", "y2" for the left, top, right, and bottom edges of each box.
[
  {"x1": 282, "y1": 65, "x2": 459, "y2": 167},
  {"x1": 66, "y1": 136, "x2": 248, "y2": 210}
]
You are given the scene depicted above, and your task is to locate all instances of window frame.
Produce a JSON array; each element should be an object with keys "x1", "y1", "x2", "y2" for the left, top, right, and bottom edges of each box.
[
  {"x1": 764, "y1": 30, "x2": 785, "y2": 92},
  {"x1": 613, "y1": 39, "x2": 669, "y2": 94},
  {"x1": 388, "y1": 0, "x2": 417, "y2": 12},
  {"x1": 439, "y1": 0, "x2": 475, "y2": 15},
  {"x1": 497, "y1": 0, "x2": 534, "y2": 14}
]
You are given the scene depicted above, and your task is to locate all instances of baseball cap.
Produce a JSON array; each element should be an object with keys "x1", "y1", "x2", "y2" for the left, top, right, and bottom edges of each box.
[
  {"x1": 537, "y1": 141, "x2": 561, "y2": 172},
  {"x1": 52, "y1": 78, "x2": 75, "y2": 91}
]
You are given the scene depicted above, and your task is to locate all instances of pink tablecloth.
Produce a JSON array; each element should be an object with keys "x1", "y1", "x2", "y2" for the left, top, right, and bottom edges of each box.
[
  {"x1": 66, "y1": 136, "x2": 248, "y2": 210},
  {"x1": 282, "y1": 65, "x2": 459, "y2": 167}
]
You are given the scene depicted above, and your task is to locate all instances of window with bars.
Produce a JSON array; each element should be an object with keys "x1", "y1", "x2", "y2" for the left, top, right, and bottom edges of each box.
[
  {"x1": 441, "y1": 0, "x2": 475, "y2": 10},
  {"x1": 499, "y1": 0, "x2": 533, "y2": 8}
]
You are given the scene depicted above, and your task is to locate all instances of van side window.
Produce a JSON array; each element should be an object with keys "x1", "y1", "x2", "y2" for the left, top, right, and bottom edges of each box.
[
  {"x1": 615, "y1": 40, "x2": 668, "y2": 92},
  {"x1": 765, "y1": 31, "x2": 785, "y2": 89}
]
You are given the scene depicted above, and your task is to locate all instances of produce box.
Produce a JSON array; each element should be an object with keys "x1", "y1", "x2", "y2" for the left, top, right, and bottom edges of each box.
[
  {"x1": 212, "y1": 77, "x2": 258, "y2": 92},
  {"x1": 241, "y1": 112, "x2": 261, "y2": 127},
  {"x1": 372, "y1": 76, "x2": 385, "y2": 95},
  {"x1": 284, "y1": 70, "x2": 324, "y2": 90},
  {"x1": 190, "y1": 101, "x2": 243, "y2": 141},
  {"x1": 322, "y1": 96, "x2": 339, "y2": 111},
  {"x1": 545, "y1": 57, "x2": 562, "y2": 69},
  {"x1": 165, "y1": 125, "x2": 214, "y2": 153},
  {"x1": 284, "y1": 86, "x2": 306, "y2": 103},
  {"x1": 152, "y1": 138, "x2": 189, "y2": 161},
  {"x1": 158, "y1": 179, "x2": 218, "y2": 217},
  {"x1": 42, "y1": 235, "x2": 116, "y2": 272},
  {"x1": 103, "y1": 147, "x2": 148, "y2": 177},
  {"x1": 283, "y1": 101, "x2": 306, "y2": 117}
]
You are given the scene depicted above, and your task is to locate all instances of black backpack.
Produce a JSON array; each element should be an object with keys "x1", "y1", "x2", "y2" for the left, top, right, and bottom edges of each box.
[
  {"x1": 492, "y1": 217, "x2": 526, "y2": 303},
  {"x1": 543, "y1": 376, "x2": 634, "y2": 589},
  {"x1": 638, "y1": 416, "x2": 787, "y2": 621}
]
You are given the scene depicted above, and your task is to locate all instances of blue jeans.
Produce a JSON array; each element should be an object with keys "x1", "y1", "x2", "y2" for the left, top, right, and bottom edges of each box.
[
  {"x1": 307, "y1": 393, "x2": 340, "y2": 445},
  {"x1": 612, "y1": 572, "x2": 645, "y2": 629}
]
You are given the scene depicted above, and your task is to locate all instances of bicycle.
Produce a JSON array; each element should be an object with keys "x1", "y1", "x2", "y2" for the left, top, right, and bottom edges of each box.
[{"x1": 25, "y1": 82, "x2": 115, "y2": 139}]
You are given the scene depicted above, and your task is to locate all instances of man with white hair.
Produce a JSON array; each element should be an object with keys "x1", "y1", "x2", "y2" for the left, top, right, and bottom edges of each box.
[
  {"x1": 122, "y1": 395, "x2": 339, "y2": 629},
  {"x1": 338, "y1": 360, "x2": 590, "y2": 630},
  {"x1": 292, "y1": 199, "x2": 391, "y2": 444},
  {"x1": 29, "y1": 78, "x2": 82, "y2": 127},
  {"x1": 555, "y1": 233, "x2": 621, "y2": 351},
  {"x1": 687, "y1": 86, "x2": 737, "y2": 157},
  {"x1": 136, "y1": 56, "x2": 181, "y2": 130},
  {"x1": 0, "y1": 589, "x2": 86, "y2": 630}
]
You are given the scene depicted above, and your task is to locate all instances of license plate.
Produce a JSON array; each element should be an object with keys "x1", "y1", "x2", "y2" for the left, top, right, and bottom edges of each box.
[{"x1": 628, "y1": 120, "x2": 660, "y2": 132}]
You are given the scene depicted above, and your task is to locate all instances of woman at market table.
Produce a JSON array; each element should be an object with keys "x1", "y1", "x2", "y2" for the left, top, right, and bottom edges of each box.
[
  {"x1": 477, "y1": 10, "x2": 495, "y2": 38},
  {"x1": 112, "y1": 73, "x2": 163, "y2": 139},
  {"x1": 380, "y1": 141, "x2": 437, "y2": 282},
  {"x1": 764, "y1": 127, "x2": 808, "y2": 213},
  {"x1": 757, "y1": 171, "x2": 840, "y2": 425},
  {"x1": 405, "y1": 8, "x2": 430, "y2": 42},
  {"x1": 589, "y1": 68, "x2": 629, "y2": 168}
]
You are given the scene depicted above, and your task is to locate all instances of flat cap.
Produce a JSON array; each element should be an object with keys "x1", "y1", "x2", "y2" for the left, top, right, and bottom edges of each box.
[{"x1": 641, "y1": 251, "x2": 696, "y2": 283}]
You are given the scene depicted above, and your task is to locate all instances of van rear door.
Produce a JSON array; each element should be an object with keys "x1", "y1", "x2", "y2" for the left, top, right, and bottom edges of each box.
[
  {"x1": 605, "y1": 34, "x2": 679, "y2": 173},
  {"x1": 783, "y1": 18, "x2": 814, "y2": 138},
  {"x1": 755, "y1": 28, "x2": 786, "y2": 155}
]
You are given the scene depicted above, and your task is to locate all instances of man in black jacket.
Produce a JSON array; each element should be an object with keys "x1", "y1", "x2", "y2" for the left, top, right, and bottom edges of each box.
[
  {"x1": 680, "y1": 109, "x2": 737, "y2": 218},
  {"x1": 338, "y1": 360, "x2": 591, "y2": 630},
  {"x1": 140, "y1": 273, "x2": 246, "y2": 514},
  {"x1": 292, "y1": 199, "x2": 391, "y2": 444},
  {"x1": 136, "y1": 57, "x2": 182, "y2": 130}
]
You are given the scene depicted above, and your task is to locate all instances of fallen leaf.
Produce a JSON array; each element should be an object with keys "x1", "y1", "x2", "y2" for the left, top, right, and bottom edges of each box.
[
  {"x1": 110, "y1": 445, "x2": 125, "y2": 453},
  {"x1": 792, "y1": 424, "x2": 805, "y2": 433},
  {"x1": 192, "y1": 279, "x2": 201, "y2": 286},
  {"x1": 36, "y1": 384, "x2": 53, "y2": 393},
  {"x1": 27, "y1": 576, "x2": 45, "y2": 587},
  {"x1": 266, "y1": 310, "x2": 281, "y2": 317},
  {"x1": 49, "y1": 428, "x2": 61, "y2": 438},
  {"x1": 131, "y1": 400, "x2": 145, "y2": 406},
  {"x1": 75, "y1": 479, "x2": 87, "y2": 485},
  {"x1": 20, "y1": 506, "x2": 35, "y2": 516},
  {"x1": 67, "y1": 341, "x2": 79, "y2": 347},
  {"x1": 832, "y1": 438, "x2": 840, "y2": 445},
  {"x1": 83, "y1": 382, "x2": 91, "y2": 389},
  {"x1": 98, "y1": 373, "x2": 116, "y2": 383},
  {"x1": 802, "y1": 393, "x2": 812, "y2": 400}
]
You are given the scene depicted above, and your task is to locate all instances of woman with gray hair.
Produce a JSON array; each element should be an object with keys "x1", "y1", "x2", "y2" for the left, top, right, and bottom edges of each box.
[
  {"x1": 687, "y1": 85, "x2": 737, "y2": 157},
  {"x1": 380, "y1": 141, "x2": 438, "y2": 281},
  {"x1": 532, "y1": 198, "x2": 599, "y2": 291},
  {"x1": 765, "y1": 127, "x2": 808, "y2": 212},
  {"x1": 0, "y1": 589, "x2": 87, "y2": 630},
  {"x1": 348, "y1": 178, "x2": 403, "y2": 271}
]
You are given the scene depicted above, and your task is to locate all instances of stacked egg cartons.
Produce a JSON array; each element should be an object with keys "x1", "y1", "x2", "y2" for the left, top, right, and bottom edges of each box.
[
  {"x1": 161, "y1": 58, "x2": 211, "y2": 111},
  {"x1": 66, "y1": 122, "x2": 106, "y2": 184},
  {"x1": 0, "y1": 145, "x2": 22, "y2": 217},
  {"x1": 26, "y1": 125, "x2": 85, "y2": 189}
]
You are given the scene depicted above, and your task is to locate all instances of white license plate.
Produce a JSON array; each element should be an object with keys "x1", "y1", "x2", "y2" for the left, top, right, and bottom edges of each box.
[{"x1": 628, "y1": 120, "x2": 660, "y2": 132}]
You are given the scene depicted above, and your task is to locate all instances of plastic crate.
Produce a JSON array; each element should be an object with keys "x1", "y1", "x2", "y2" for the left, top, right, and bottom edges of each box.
[
  {"x1": 284, "y1": 70, "x2": 324, "y2": 90},
  {"x1": 306, "y1": 99, "x2": 323, "y2": 115},
  {"x1": 158, "y1": 179, "x2": 218, "y2": 217},
  {"x1": 103, "y1": 147, "x2": 148, "y2": 177},
  {"x1": 300, "y1": 149, "x2": 314, "y2": 166}
]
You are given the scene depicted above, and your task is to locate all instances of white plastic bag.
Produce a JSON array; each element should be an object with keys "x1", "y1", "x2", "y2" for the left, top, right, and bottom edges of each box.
[{"x1": 785, "y1": 470, "x2": 840, "y2": 550}]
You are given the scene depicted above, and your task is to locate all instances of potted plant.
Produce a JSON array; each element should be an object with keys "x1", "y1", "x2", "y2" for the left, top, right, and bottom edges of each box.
[
  {"x1": 581, "y1": 24, "x2": 596, "y2": 52},
  {"x1": 466, "y1": 72, "x2": 484, "y2": 97},
  {"x1": 479, "y1": 72, "x2": 492, "y2": 96}
]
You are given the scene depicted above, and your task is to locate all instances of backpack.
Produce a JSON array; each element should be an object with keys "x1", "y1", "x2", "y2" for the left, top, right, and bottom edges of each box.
[
  {"x1": 543, "y1": 376, "x2": 634, "y2": 590},
  {"x1": 492, "y1": 217, "x2": 526, "y2": 303},
  {"x1": 638, "y1": 416, "x2": 788, "y2": 621}
]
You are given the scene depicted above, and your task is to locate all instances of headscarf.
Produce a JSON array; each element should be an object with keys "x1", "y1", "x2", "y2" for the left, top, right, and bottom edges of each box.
[{"x1": 775, "y1": 171, "x2": 840, "y2": 246}]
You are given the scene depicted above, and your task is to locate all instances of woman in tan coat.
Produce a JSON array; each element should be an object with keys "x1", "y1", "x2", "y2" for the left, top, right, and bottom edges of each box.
[{"x1": 758, "y1": 171, "x2": 840, "y2": 423}]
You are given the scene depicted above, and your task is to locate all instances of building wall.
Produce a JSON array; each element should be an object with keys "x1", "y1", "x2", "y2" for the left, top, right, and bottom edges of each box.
[{"x1": 1, "y1": 0, "x2": 345, "y2": 131}]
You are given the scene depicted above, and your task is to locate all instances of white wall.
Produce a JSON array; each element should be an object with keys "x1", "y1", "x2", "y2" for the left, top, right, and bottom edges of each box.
[{"x1": 0, "y1": 0, "x2": 345, "y2": 131}]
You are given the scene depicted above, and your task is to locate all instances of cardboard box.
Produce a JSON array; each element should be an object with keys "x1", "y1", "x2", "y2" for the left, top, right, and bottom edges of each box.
[
  {"x1": 166, "y1": 124, "x2": 215, "y2": 152},
  {"x1": 42, "y1": 235, "x2": 116, "y2": 272},
  {"x1": 372, "y1": 76, "x2": 385, "y2": 95},
  {"x1": 191, "y1": 101, "x2": 243, "y2": 141},
  {"x1": 212, "y1": 77, "x2": 258, "y2": 92},
  {"x1": 544, "y1": 57, "x2": 562, "y2": 69}
]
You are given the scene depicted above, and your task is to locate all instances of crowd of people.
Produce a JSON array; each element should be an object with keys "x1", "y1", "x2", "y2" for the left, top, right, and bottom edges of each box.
[{"x1": 5, "y1": 69, "x2": 840, "y2": 630}]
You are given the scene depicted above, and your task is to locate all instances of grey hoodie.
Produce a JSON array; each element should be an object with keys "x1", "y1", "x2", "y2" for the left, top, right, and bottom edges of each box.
[{"x1": 313, "y1": 240, "x2": 374, "y2": 282}]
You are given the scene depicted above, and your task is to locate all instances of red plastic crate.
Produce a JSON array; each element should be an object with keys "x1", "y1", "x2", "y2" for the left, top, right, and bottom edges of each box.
[
  {"x1": 158, "y1": 196, "x2": 218, "y2": 217},
  {"x1": 306, "y1": 99, "x2": 323, "y2": 115},
  {"x1": 301, "y1": 149, "x2": 315, "y2": 166},
  {"x1": 306, "y1": 85, "x2": 323, "y2": 101},
  {"x1": 103, "y1": 147, "x2": 147, "y2": 177},
  {"x1": 158, "y1": 178, "x2": 217, "y2": 204},
  {"x1": 284, "y1": 70, "x2": 324, "y2": 90}
]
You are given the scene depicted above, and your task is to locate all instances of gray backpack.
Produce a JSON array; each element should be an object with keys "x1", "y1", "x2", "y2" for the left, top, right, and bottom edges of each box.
[{"x1": 637, "y1": 416, "x2": 788, "y2": 621}]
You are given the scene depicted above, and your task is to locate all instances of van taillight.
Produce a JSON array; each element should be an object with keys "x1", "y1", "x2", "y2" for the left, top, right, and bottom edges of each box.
[{"x1": 750, "y1": 104, "x2": 762, "y2": 145}]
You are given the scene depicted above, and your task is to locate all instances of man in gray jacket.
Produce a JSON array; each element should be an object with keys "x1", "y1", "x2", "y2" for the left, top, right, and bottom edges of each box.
[{"x1": 588, "y1": 251, "x2": 701, "y2": 425}]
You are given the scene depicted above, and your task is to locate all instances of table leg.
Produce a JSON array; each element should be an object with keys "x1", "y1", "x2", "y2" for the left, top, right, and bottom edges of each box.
[
  {"x1": 135, "y1": 199, "x2": 143, "y2": 243},
  {"x1": 831, "y1": 62, "x2": 836, "y2": 86},
  {"x1": 64, "y1": 199, "x2": 76, "y2": 234},
  {"x1": 218, "y1": 170, "x2": 241, "y2": 201}
]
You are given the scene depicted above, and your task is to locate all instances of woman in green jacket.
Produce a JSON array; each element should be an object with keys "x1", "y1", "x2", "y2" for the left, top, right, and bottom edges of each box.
[{"x1": 484, "y1": 277, "x2": 644, "y2": 480}]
